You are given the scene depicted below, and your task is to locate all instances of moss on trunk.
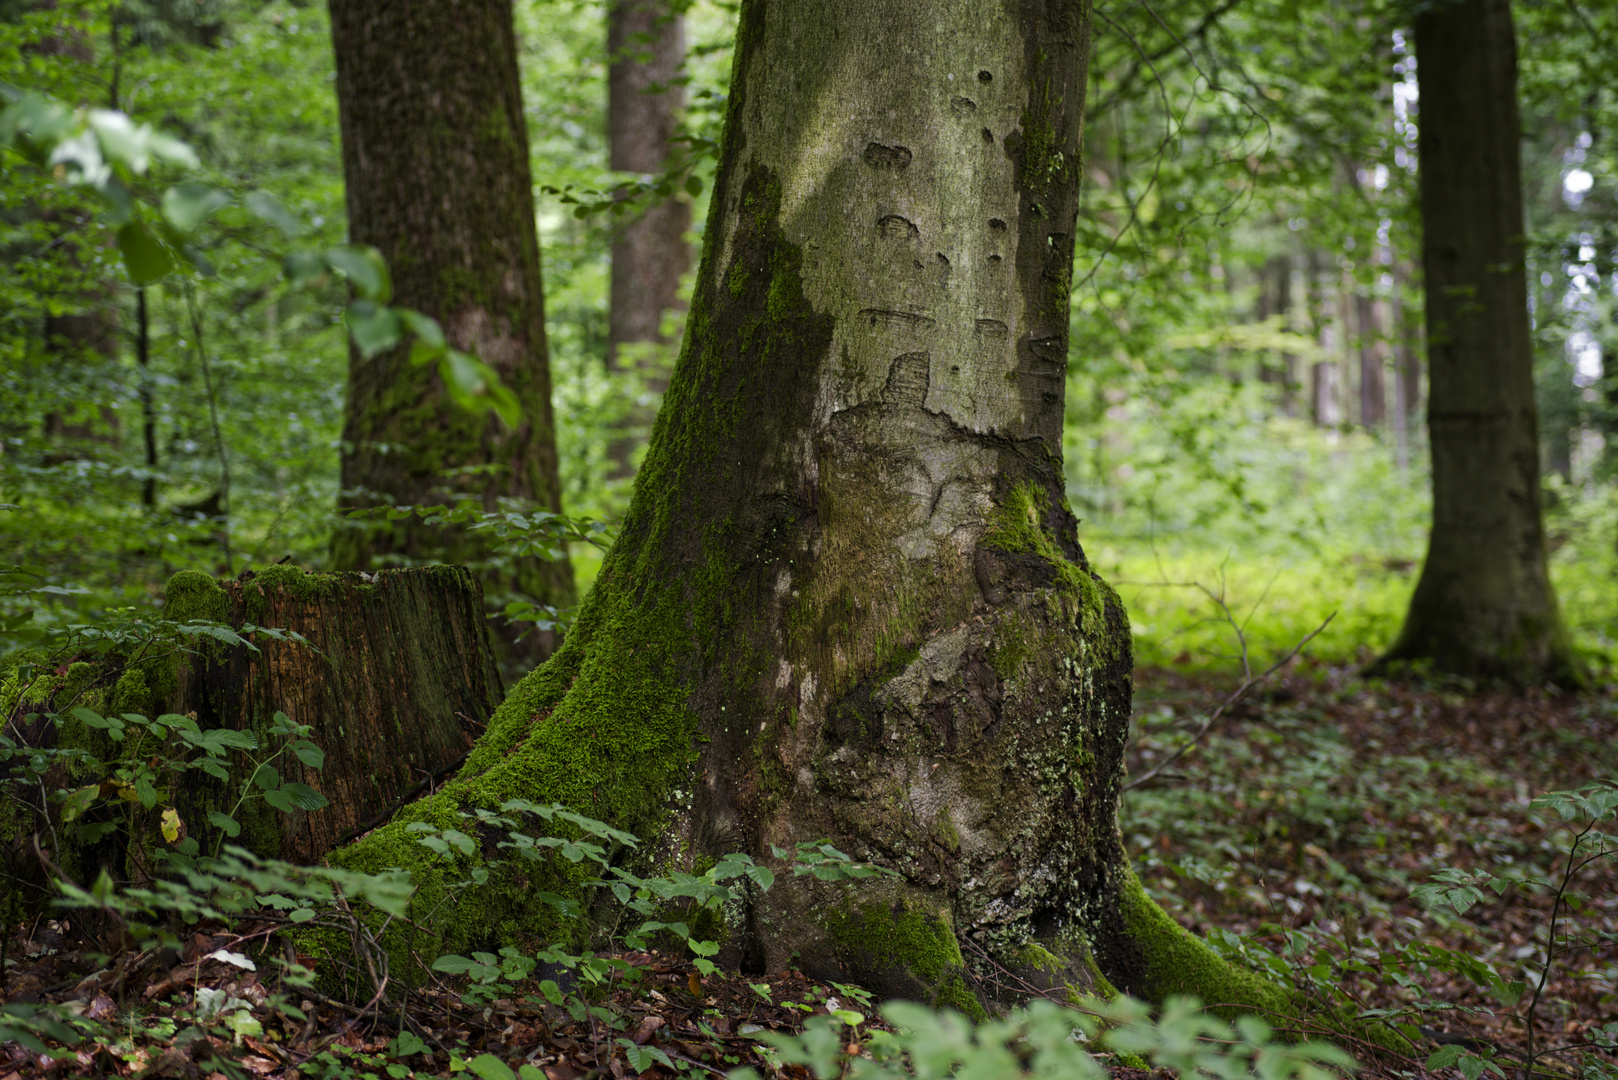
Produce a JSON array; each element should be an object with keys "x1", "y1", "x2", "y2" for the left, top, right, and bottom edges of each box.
[{"x1": 323, "y1": 0, "x2": 1359, "y2": 1042}]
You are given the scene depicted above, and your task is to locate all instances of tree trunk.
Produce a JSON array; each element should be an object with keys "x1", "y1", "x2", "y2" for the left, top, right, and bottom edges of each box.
[
  {"x1": 1356, "y1": 292, "x2": 1386, "y2": 429},
  {"x1": 326, "y1": 0, "x2": 575, "y2": 670},
  {"x1": 1375, "y1": 0, "x2": 1584, "y2": 685},
  {"x1": 605, "y1": 0, "x2": 691, "y2": 478},
  {"x1": 160, "y1": 566, "x2": 498, "y2": 865},
  {"x1": 325, "y1": 0, "x2": 1299, "y2": 1022}
]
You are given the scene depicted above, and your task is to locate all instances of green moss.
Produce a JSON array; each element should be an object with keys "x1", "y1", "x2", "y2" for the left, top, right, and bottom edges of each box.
[
  {"x1": 824, "y1": 899, "x2": 984, "y2": 1020},
  {"x1": 1119, "y1": 867, "x2": 1295, "y2": 1022},
  {"x1": 982, "y1": 481, "x2": 1108, "y2": 640},
  {"x1": 163, "y1": 570, "x2": 229, "y2": 623}
]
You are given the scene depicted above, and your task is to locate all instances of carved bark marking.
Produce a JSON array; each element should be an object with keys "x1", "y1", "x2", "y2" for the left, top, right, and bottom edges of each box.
[
  {"x1": 989, "y1": 218, "x2": 1008, "y2": 231},
  {"x1": 860, "y1": 308, "x2": 938, "y2": 331},
  {"x1": 883, "y1": 352, "x2": 931, "y2": 406},
  {"x1": 950, "y1": 96, "x2": 977, "y2": 112},
  {"x1": 974, "y1": 318, "x2": 1010, "y2": 341},
  {"x1": 863, "y1": 142, "x2": 913, "y2": 169},
  {"x1": 981, "y1": 127, "x2": 995, "y2": 144}
]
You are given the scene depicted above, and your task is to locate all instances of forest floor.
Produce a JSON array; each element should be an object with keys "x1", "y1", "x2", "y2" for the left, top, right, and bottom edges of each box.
[{"x1": 1, "y1": 662, "x2": 1613, "y2": 1080}]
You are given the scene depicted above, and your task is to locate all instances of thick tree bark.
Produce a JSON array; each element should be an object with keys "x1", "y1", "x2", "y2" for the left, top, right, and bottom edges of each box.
[
  {"x1": 161, "y1": 566, "x2": 497, "y2": 865},
  {"x1": 327, "y1": 0, "x2": 1300, "y2": 1022},
  {"x1": 605, "y1": 0, "x2": 691, "y2": 477},
  {"x1": 1376, "y1": 0, "x2": 1584, "y2": 685},
  {"x1": 327, "y1": 0, "x2": 575, "y2": 668}
]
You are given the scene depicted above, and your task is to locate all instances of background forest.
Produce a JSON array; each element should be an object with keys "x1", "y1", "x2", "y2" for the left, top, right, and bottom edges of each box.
[
  {"x1": 3, "y1": 0, "x2": 1616, "y2": 670},
  {"x1": 2, "y1": 0, "x2": 1617, "y2": 1078}
]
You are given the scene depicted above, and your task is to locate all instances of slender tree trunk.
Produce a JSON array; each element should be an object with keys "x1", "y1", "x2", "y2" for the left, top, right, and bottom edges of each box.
[
  {"x1": 327, "y1": 0, "x2": 575, "y2": 669},
  {"x1": 605, "y1": 0, "x2": 690, "y2": 478},
  {"x1": 1375, "y1": 0, "x2": 1583, "y2": 685},
  {"x1": 328, "y1": 0, "x2": 1294, "y2": 1021},
  {"x1": 1392, "y1": 259, "x2": 1420, "y2": 470},
  {"x1": 1356, "y1": 292, "x2": 1386, "y2": 429}
]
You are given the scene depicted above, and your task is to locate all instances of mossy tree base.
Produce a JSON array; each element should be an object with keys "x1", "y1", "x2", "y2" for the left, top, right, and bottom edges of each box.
[{"x1": 323, "y1": 0, "x2": 1347, "y2": 1040}]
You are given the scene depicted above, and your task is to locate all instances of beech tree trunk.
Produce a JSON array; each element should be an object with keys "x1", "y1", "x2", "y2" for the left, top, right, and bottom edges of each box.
[
  {"x1": 326, "y1": 0, "x2": 575, "y2": 668},
  {"x1": 328, "y1": 0, "x2": 1297, "y2": 1022},
  {"x1": 605, "y1": 0, "x2": 691, "y2": 477},
  {"x1": 1376, "y1": 0, "x2": 1584, "y2": 686},
  {"x1": 162, "y1": 566, "x2": 498, "y2": 865}
]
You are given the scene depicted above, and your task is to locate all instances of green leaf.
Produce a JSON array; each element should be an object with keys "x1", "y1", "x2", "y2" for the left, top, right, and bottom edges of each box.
[
  {"x1": 1427, "y1": 1046, "x2": 1464, "y2": 1070},
  {"x1": 291, "y1": 741, "x2": 325, "y2": 769},
  {"x1": 116, "y1": 222, "x2": 174, "y2": 285},
  {"x1": 347, "y1": 301, "x2": 404, "y2": 358},
  {"x1": 684, "y1": 173, "x2": 704, "y2": 197},
  {"x1": 388, "y1": 1031, "x2": 428, "y2": 1058},
  {"x1": 207, "y1": 811, "x2": 241, "y2": 837},
  {"x1": 263, "y1": 789, "x2": 296, "y2": 814},
  {"x1": 161, "y1": 183, "x2": 230, "y2": 231},
  {"x1": 282, "y1": 250, "x2": 329, "y2": 288},
  {"x1": 245, "y1": 190, "x2": 302, "y2": 235},
  {"x1": 467, "y1": 1054, "x2": 516, "y2": 1080},
  {"x1": 432, "y1": 954, "x2": 478, "y2": 974},
  {"x1": 59, "y1": 785, "x2": 98, "y2": 823},
  {"x1": 327, "y1": 244, "x2": 392, "y2": 302},
  {"x1": 399, "y1": 308, "x2": 446, "y2": 349},
  {"x1": 279, "y1": 782, "x2": 329, "y2": 811},
  {"x1": 253, "y1": 765, "x2": 282, "y2": 791}
]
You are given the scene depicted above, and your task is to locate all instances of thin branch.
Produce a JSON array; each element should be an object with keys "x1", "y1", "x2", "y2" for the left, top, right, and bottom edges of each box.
[{"x1": 1123, "y1": 611, "x2": 1335, "y2": 792}]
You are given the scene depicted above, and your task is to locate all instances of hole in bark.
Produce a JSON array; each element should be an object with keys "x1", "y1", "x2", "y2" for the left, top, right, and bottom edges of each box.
[
  {"x1": 877, "y1": 214, "x2": 920, "y2": 240},
  {"x1": 863, "y1": 142, "x2": 913, "y2": 169},
  {"x1": 989, "y1": 218, "x2": 1007, "y2": 231},
  {"x1": 977, "y1": 69, "x2": 992, "y2": 82},
  {"x1": 951, "y1": 96, "x2": 977, "y2": 113},
  {"x1": 988, "y1": 254, "x2": 1003, "y2": 263},
  {"x1": 981, "y1": 127, "x2": 994, "y2": 144},
  {"x1": 935, "y1": 252, "x2": 949, "y2": 265}
]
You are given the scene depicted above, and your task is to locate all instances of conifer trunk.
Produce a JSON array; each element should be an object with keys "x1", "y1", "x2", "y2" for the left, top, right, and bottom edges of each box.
[
  {"x1": 1376, "y1": 0, "x2": 1584, "y2": 686},
  {"x1": 328, "y1": 0, "x2": 1299, "y2": 1020},
  {"x1": 326, "y1": 0, "x2": 575, "y2": 668}
]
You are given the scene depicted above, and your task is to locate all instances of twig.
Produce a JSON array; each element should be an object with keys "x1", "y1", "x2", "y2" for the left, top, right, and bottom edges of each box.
[
  {"x1": 331, "y1": 748, "x2": 473, "y2": 847},
  {"x1": 1122, "y1": 611, "x2": 1335, "y2": 792}
]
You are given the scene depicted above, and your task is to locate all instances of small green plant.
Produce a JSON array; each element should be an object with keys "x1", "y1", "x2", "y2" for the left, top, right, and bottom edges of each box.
[
  {"x1": 1407, "y1": 780, "x2": 1618, "y2": 1080},
  {"x1": 736, "y1": 994, "x2": 1355, "y2": 1080}
]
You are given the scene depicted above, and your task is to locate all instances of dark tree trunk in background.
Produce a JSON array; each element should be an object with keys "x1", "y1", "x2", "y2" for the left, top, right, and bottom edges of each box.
[
  {"x1": 605, "y1": 0, "x2": 690, "y2": 478},
  {"x1": 1376, "y1": 0, "x2": 1584, "y2": 686},
  {"x1": 329, "y1": 0, "x2": 1300, "y2": 1023},
  {"x1": 1356, "y1": 292, "x2": 1386, "y2": 429},
  {"x1": 1392, "y1": 260, "x2": 1420, "y2": 470},
  {"x1": 327, "y1": 0, "x2": 575, "y2": 670},
  {"x1": 163, "y1": 566, "x2": 498, "y2": 865}
]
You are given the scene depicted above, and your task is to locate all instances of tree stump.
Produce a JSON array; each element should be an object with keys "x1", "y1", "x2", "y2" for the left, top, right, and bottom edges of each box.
[{"x1": 163, "y1": 564, "x2": 502, "y2": 865}]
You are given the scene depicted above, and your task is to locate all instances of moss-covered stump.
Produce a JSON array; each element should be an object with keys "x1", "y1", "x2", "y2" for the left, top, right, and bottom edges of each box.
[{"x1": 163, "y1": 564, "x2": 500, "y2": 863}]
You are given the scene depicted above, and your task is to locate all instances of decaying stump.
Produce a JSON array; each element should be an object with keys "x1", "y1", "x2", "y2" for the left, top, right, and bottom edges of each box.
[{"x1": 162, "y1": 563, "x2": 502, "y2": 864}]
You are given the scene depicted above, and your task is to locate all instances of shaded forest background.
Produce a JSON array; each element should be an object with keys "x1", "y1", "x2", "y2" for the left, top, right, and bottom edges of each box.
[{"x1": 3, "y1": 0, "x2": 1613, "y2": 675}]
